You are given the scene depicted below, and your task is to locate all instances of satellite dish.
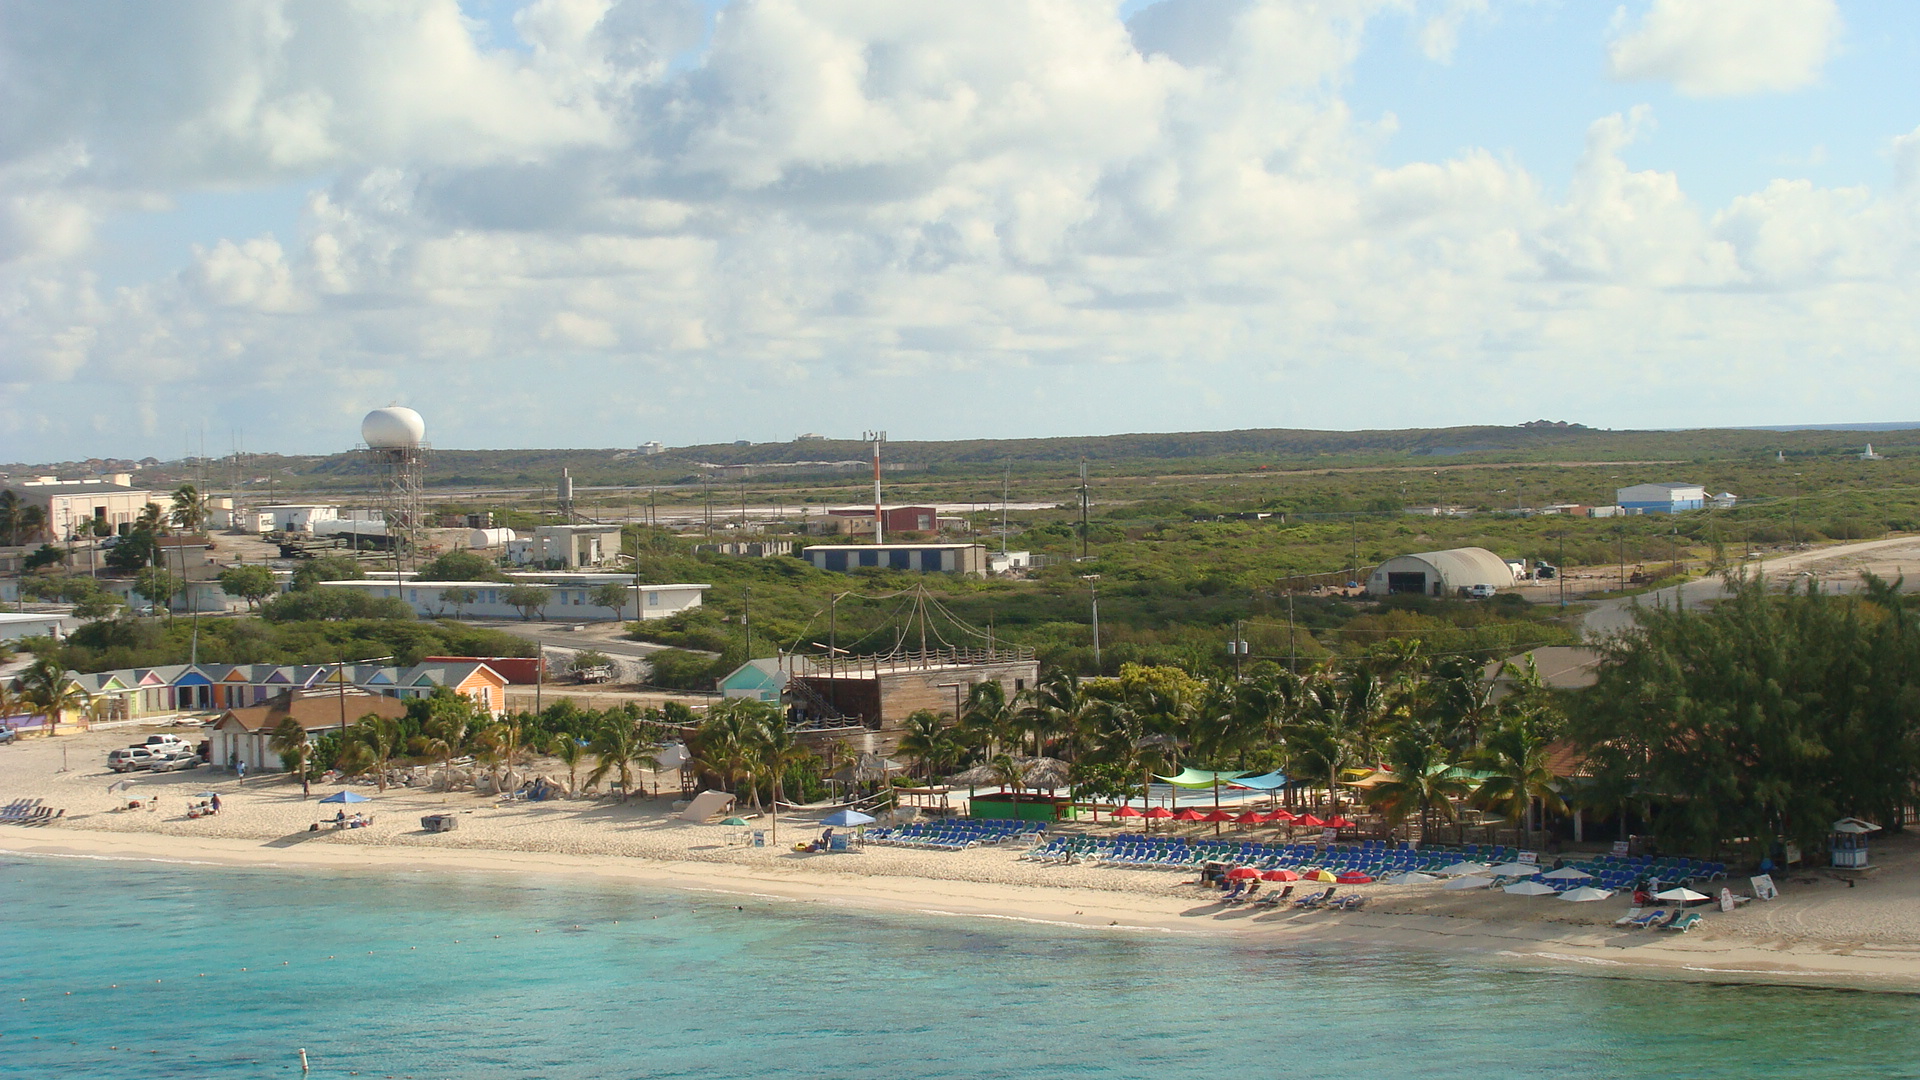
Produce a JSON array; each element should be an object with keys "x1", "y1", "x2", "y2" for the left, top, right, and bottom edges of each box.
[{"x1": 361, "y1": 407, "x2": 426, "y2": 449}]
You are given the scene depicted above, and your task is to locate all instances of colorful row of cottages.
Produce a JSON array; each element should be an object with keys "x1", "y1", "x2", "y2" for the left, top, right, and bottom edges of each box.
[{"x1": 67, "y1": 661, "x2": 509, "y2": 726}]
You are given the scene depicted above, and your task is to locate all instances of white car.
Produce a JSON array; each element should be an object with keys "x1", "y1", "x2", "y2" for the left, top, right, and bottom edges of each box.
[
  {"x1": 139, "y1": 734, "x2": 191, "y2": 752},
  {"x1": 1466, "y1": 583, "x2": 1497, "y2": 599},
  {"x1": 148, "y1": 750, "x2": 201, "y2": 773}
]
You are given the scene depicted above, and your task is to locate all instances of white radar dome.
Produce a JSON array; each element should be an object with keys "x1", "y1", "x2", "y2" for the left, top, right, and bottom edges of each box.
[{"x1": 361, "y1": 407, "x2": 426, "y2": 449}]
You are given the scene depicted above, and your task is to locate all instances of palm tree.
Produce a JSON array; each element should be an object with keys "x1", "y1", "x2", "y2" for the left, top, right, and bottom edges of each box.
[
  {"x1": 959, "y1": 680, "x2": 1017, "y2": 759},
  {"x1": 168, "y1": 484, "x2": 209, "y2": 533},
  {"x1": 1472, "y1": 717, "x2": 1567, "y2": 847},
  {"x1": 1019, "y1": 670, "x2": 1087, "y2": 760},
  {"x1": 691, "y1": 700, "x2": 763, "y2": 805},
  {"x1": 18, "y1": 659, "x2": 88, "y2": 738},
  {"x1": 752, "y1": 710, "x2": 811, "y2": 841},
  {"x1": 1363, "y1": 734, "x2": 1472, "y2": 842},
  {"x1": 1287, "y1": 673, "x2": 1354, "y2": 813},
  {"x1": 587, "y1": 712, "x2": 662, "y2": 801},
  {"x1": 546, "y1": 732, "x2": 586, "y2": 797},
  {"x1": 897, "y1": 708, "x2": 958, "y2": 782},
  {"x1": 269, "y1": 717, "x2": 313, "y2": 795},
  {"x1": 422, "y1": 695, "x2": 473, "y2": 791},
  {"x1": 349, "y1": 714, "x2": 403, "y2": 792},
  {"x1": 989, "y1": 752, "x2": 1024, "y2": 806}
]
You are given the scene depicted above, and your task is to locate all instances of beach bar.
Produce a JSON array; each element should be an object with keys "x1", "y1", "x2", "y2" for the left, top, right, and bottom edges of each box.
[{"x1": 968, "y1": 792, "x2": 1073, "y2": 823}]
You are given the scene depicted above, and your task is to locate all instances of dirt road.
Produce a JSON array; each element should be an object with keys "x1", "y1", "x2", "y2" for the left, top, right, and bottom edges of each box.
[{"x1": 1580, "y1": 534, "x2": 1920, "y2": 640}]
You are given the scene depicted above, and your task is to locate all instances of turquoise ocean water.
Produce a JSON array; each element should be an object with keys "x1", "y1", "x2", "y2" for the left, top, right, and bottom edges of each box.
[{"x1": 1, "y1": 854, "x2": 1916, "y2": 1080}]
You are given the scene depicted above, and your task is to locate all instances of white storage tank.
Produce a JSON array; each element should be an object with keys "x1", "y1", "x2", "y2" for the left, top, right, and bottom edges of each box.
[{"x1": 468, "y1": 528, "x2": 516, "y2": 549}]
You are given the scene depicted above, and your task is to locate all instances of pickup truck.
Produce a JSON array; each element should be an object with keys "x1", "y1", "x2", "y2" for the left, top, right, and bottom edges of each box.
[
  {"x1": 108, "y1": 747, "x2": 159, "y2": 772},
  {"x1": 139, "y1": 734, "x2": 191, "y2": 753}
]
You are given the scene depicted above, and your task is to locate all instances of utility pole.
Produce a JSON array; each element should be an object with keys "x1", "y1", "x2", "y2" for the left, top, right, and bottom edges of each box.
[
  {"x1": 743, "y1": 586, "x2": 752, "y2": 659},
  {"x1": 1286, "y1": 589, "x2": 1297, "y2": 672},
  {"x1": 1231, "y1": 619, "x2": 1244, "y2": 680},
  {"x1": 1558, "y1": 531, "x2": 1566, "y2": 608},
  {"x1": 1001, "y1": 463, "x2": 1010, "y2": 557},
  {"x1": 864, "y1": 430, "x2": 886, "y2": 544},
  {"x1": 1089, "y1": 578, "x2": 1101, "y2": 672},
  {"x1": 1078, "y1": 460, "x2": 1090, "y2": 560}
]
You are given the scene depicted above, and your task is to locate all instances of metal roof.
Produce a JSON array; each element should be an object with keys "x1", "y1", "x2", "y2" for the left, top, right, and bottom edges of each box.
[{"x1": 1378, "y1": 547, "x2": 1515, "y2": 586}]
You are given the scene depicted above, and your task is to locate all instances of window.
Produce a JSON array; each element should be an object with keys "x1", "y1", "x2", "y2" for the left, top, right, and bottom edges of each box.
[
  {"x1": 1015, "y1": 679, "x2": 1025, "y2": 692},
  {"x1": 858, "y1": 550, "x2": 879, "y2": 567},
  {"x1": 648, "y1": 592, "x2": 660, "y2": 606}
]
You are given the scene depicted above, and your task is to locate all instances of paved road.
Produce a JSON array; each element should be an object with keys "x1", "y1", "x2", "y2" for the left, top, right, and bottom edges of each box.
[{"x1": 1580, "y1": 534, "x2": 1920, "y2": 641}]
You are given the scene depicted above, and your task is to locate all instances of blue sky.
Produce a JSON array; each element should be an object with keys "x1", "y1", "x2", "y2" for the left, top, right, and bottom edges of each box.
[{"x1": 4, "y1": 0, "x2": 1919, "y2": 459}]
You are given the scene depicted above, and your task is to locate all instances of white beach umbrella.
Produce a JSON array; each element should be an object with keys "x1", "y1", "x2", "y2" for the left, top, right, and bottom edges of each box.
[
  {"x1": 1385, "y1": 871, "x2": 1438, "y2": 885},
  {"x1": 1540, "y1": 867, "x2": 1593, "y2": 882},
  {"x1": 1503, "y1": 880, "x2": 1557, "y2": 896},
  {"x1": 1438, "y1": 861, "x2": 1493, "y2": 877},
  {"x1": 1654, "y1": 887, "x2": 1710, "y2": 904},
  {"x1": 1443, "y1": 875, "x2": 1495, "y2": 891},
  {"x1": 1487, "y1": 862, "x2": 1539, "y2": 877},
  {"x1": 1558, "y1": 886, "x2": 1613, "y2": 903}
]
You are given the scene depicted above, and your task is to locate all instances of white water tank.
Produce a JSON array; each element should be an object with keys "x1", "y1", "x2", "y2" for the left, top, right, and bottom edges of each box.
[
  {"x1": 468, "y1": 528, "x2": 515, "y2": 549},
  {"x1": 362, "y1": 407, "x2": 426, "y2": 449}
]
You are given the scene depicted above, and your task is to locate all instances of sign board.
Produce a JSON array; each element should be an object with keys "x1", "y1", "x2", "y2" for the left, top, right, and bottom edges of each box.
[
  {"x1": 1719, "y1": 888, "x2": 1736, "y2": 912},
  {"x1": 1319, "y1": 828, "x2": 1337, "y2": 846},
  {"x1": 1784, "y1": 843, "x2": 1803, "y2": 866},
  {"x1": 1518, "y1": 851, "x2": 1538, "y2": 865},
  {"x1": 1751, "y1": 874, "x2": 1779, "y2": 901},
  {"x1": 1611, "y1": 840, "x2": 1630, "y2": 856}
]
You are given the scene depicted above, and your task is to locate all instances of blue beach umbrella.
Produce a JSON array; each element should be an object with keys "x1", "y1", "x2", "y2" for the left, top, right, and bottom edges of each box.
[
  {"x1": 820, "y1": 809, "x2": 875, "y2": 827},
  {"x1": 318, "y1": 791, "x2": 371, "y2": 804}
]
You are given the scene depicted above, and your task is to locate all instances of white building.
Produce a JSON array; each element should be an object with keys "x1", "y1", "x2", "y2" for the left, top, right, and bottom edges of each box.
[
  {"x1": 3, "y1": 476, "x2": 156, "y2": 539},
  {"x1": 0, "y1": 611, "x2": 76, "y2": 643},
  {"x1": 323, "y1": 574, "x2": 708, "y2": 621},
  {"x1": 508, "y1": 524, "x2": 624, "y2": 568},
  {"x1": 988, "y1": 550, "x2": 1032, "y2": 574},
  {"x1": 1615, "y1": 483, "x2": 1706, "y2": 514}
]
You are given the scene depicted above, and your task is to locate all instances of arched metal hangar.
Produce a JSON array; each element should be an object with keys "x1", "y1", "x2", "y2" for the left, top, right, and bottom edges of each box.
[{"x1": 1366, "y1": 547, "x2": 1515, "y2": 598}]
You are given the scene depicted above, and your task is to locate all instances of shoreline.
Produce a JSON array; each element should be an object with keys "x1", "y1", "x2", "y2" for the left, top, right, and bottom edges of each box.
[{"x1": 9, "y1": 827, "x2": 1920, "y2": 994}]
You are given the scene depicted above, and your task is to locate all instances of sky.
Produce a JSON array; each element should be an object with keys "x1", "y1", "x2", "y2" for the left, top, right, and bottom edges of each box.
[{"x1": 4, "y1": 0, "x2": 1919, "y2": 460}]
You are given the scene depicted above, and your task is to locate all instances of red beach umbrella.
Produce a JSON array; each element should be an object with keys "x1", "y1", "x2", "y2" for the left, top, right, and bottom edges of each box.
[
  {"x1": 1261, "y1": 869, "x2": 1302, "y2": 882},
  {"x1": 1113, "y1": 806, "x2": 1143, "y2": 818},
  {"x1": 1234, "y1": 811, "x2": 1266, "y2": 825},
  {"x1": 1204, "y1": 809, "x2": 1235, "y2": 823},
  {"x1": 1173, "y1": 808, "x2": 1207, "y2": 822},
  {"x1": 1295, "y1": 814, "x2": 1326, "y2": 828},
  {"x1": 1335, "y1": 871, "x2": 1374, "y2": 884},
  {"x1": 1326, "y1": 815, "x2": 1357, "y2": 829},
  {"x1": 1145, "y1": 807, "x2": 1174, "y2": 820},
  {"x1": 1225, "y1": 867, "x2": 1260, "y2": 880},
  {"x1": 1268, "y1": 810, "x2": 1295, "y2": 823}
]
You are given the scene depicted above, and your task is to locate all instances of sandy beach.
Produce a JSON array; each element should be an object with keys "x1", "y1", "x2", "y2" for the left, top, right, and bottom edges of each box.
[{"x1": 7, "y1": 727, "x2": 1920, "y2": 991}]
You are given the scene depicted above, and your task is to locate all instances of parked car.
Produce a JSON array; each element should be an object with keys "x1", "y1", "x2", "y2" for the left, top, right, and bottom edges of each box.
[
  {"x1": 1466, "y1": 583, "x2": 1497, "y2": 599},
  {"x1": 0, "y1": 727, "x2": 17, "y2": 745},
  {"x1": 139, "y1": 734, "x2": 191, "y2": 753},
  {"x1": 148, "y1": 750, "x2": 201, "y2": 773},
  {"x1": 107, "y1": 747, "x2": 159, "y2": 772}
]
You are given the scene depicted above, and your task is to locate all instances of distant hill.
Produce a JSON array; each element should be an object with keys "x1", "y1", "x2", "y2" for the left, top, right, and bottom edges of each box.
[{"x1": 13, "y1": 421, "x2": 1913, "y2": 493}]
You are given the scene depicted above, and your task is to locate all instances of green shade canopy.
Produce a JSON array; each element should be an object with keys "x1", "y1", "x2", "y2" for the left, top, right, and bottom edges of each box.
[
  {"x1": 1152, "y1": 768, "x2": 1250, "y2": 789},
  {"x1": 721, "y1": 817, "x2": 750, "y2": 826}
]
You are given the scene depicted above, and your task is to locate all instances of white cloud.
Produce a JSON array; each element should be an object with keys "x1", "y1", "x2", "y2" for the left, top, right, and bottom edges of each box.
[
  {"x1": 1418, "y1": 0, "x2": 1489, "y2": 64},
  {"x1": 3, "y1": 0, "x2": 1920, "y2": 457},
  {"x1": 1607, "y1": 0, "x2": 1840, "y2": 97}
]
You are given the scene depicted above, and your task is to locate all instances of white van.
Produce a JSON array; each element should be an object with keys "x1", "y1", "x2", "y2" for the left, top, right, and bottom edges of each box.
[{"x1": 1466, "y1": 583, "x2": 1497, "y2": 599}]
